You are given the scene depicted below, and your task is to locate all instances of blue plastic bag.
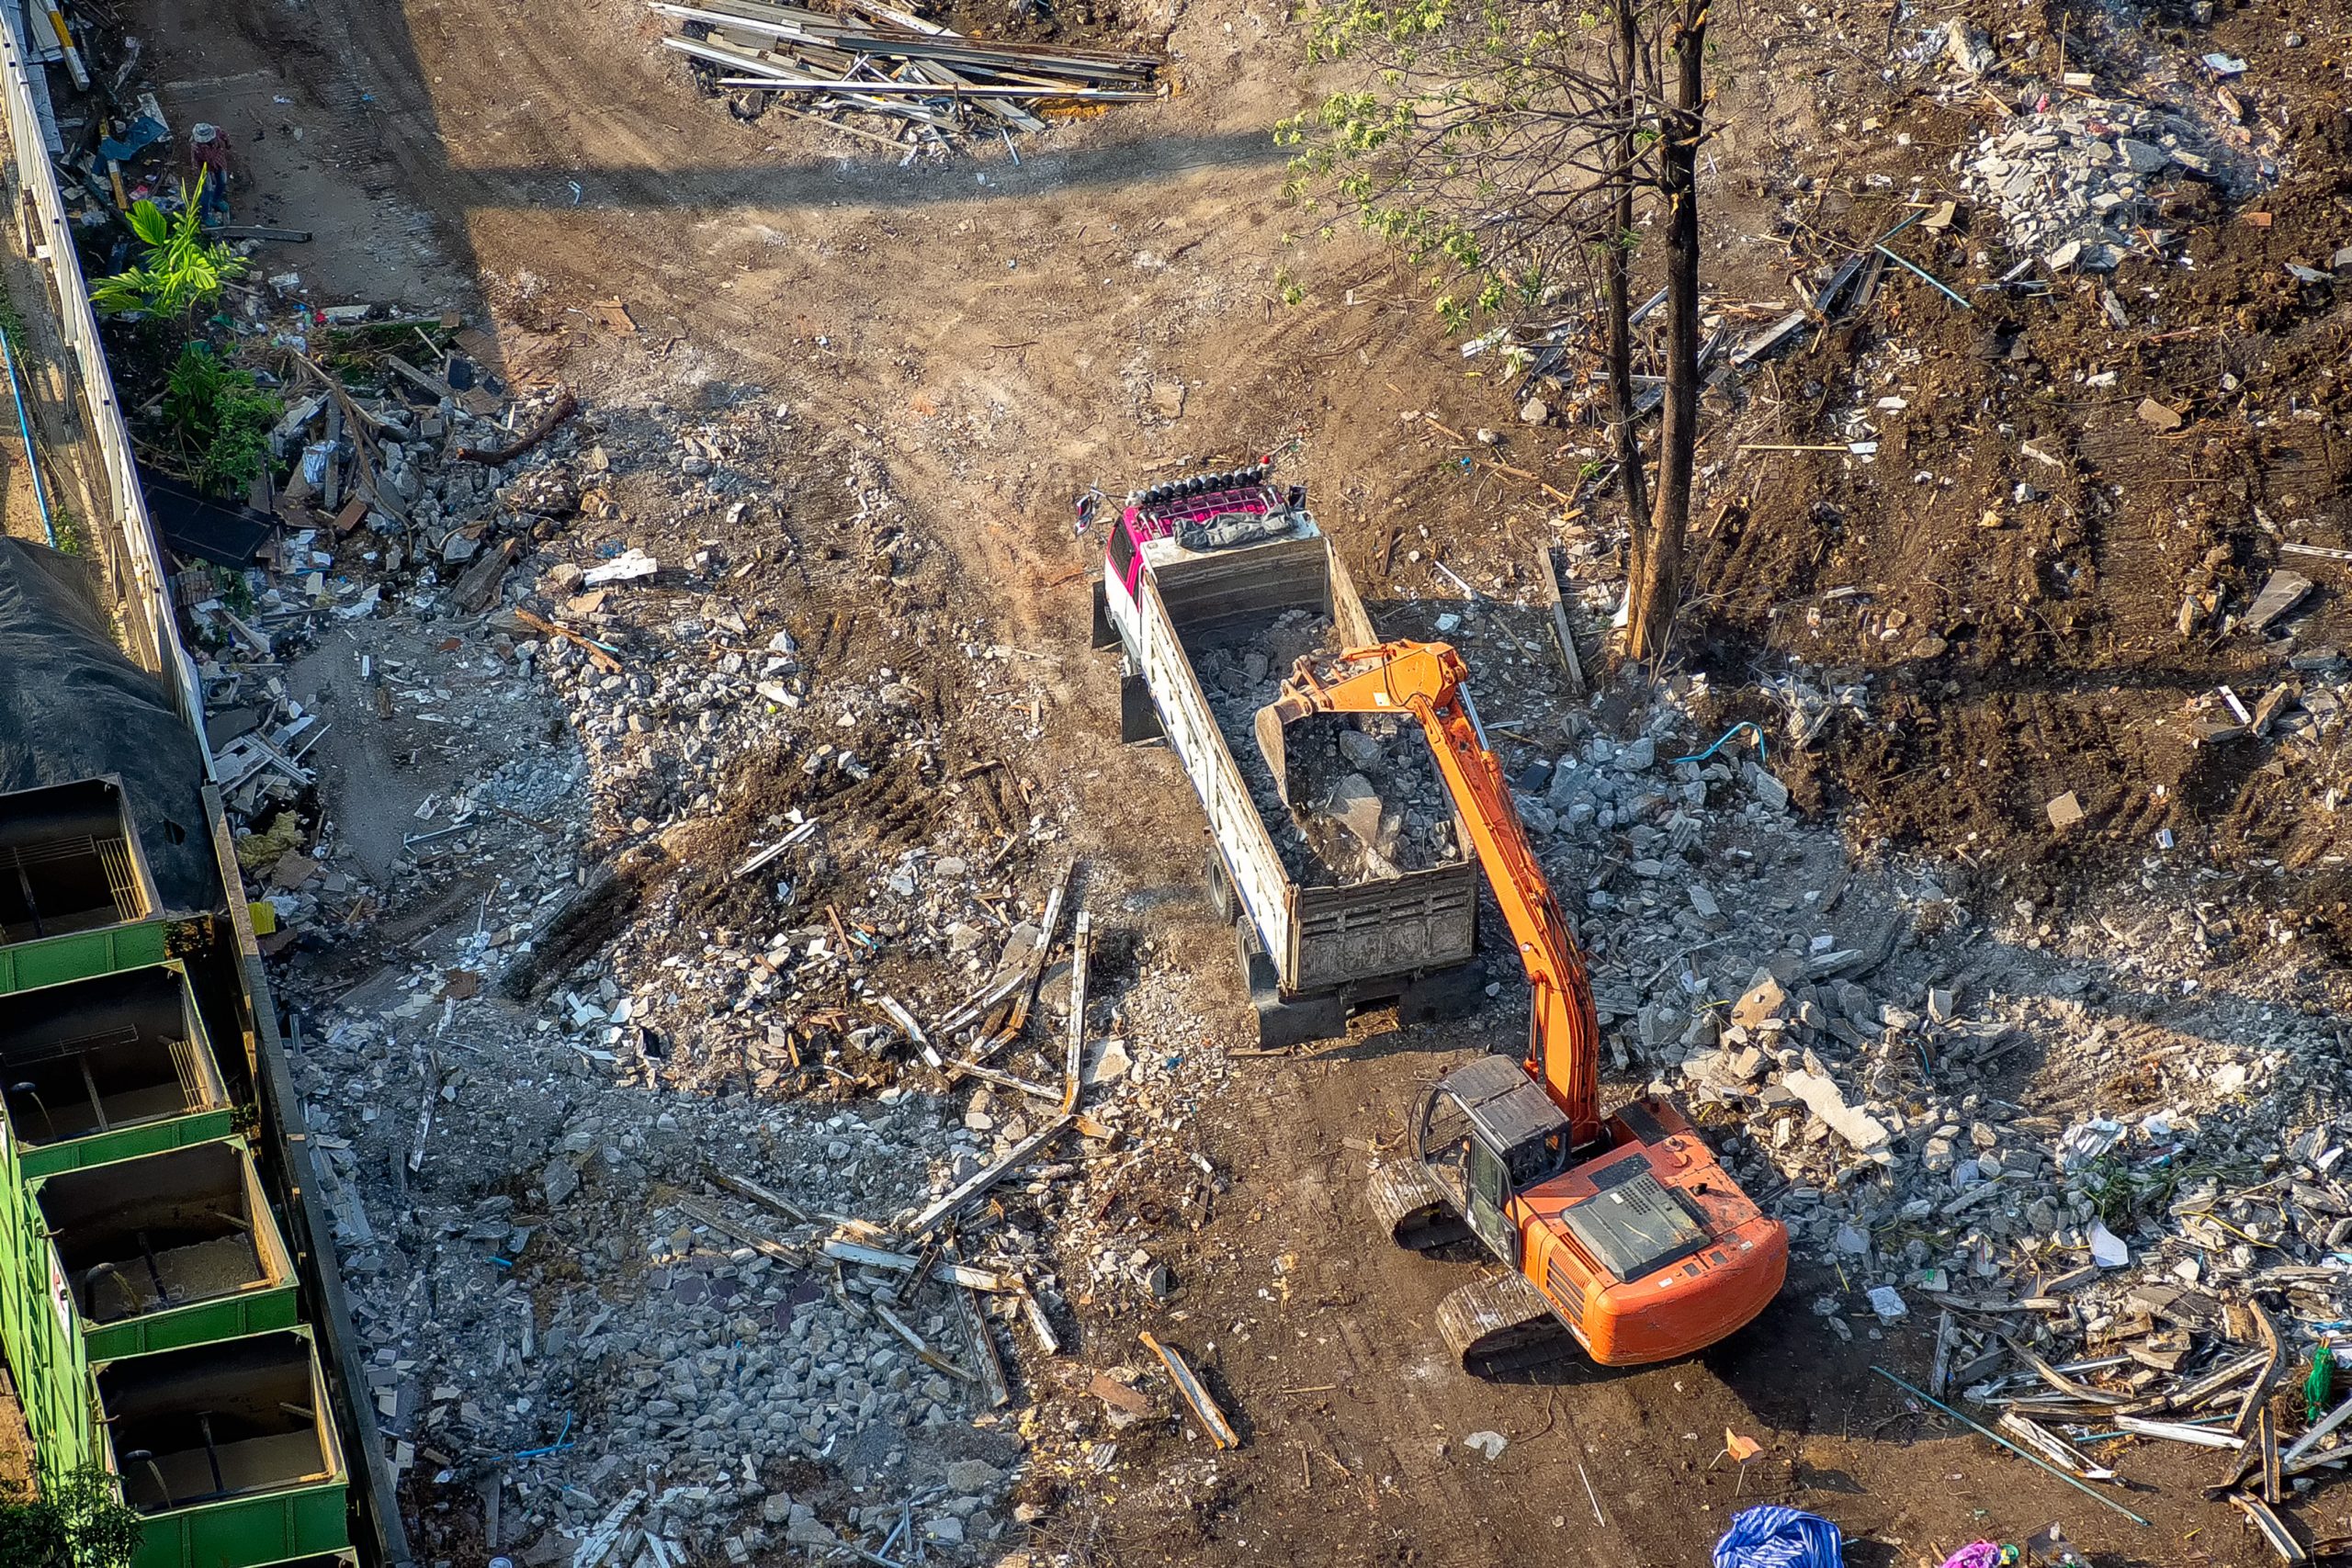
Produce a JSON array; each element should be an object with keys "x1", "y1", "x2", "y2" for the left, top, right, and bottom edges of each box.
[{"x1": 1713, "y1": 1506, "x2": 1844, "y2": 1568}]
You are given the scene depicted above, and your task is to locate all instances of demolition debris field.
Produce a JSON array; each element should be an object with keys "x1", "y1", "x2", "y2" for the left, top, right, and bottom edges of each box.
[{"x1": 107, "y1": 0, "x2": 2352, "y2": 1554}]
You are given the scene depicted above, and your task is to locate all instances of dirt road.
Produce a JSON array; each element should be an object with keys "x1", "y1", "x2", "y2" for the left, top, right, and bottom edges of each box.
[{"x1": 120, "y1": 0, "x2": 2352, "y2": 1557}]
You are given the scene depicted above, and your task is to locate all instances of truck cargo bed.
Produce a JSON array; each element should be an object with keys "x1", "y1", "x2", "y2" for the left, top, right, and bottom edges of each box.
[{"x1": 1105, "y1": 502, "x2": 1480, "y2": 1009}]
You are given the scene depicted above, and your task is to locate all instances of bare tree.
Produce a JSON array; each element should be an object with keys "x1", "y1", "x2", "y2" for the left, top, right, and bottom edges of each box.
[
  {"x1": 1280, "y1": 0, "x2": 1714, "y2": 667},
  {"x1": 1623, "y1": 0, "x2": 1708, "y2": 663}
]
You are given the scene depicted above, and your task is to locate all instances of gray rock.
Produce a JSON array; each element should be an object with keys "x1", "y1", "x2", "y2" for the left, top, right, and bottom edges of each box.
[
  {"x1": 944, "y1": 1460, "x2": 1002, "y2": 1494},
  {"x1": 541, "y1": 1156, "x2": 581, "y2": 1207},
  {"x1": 1782, "y1": 1068, "x2": 1893, "y2": 1151},
  {"x1": 1944, "y1": 17, "x2": 1994, "y2": 73},
  {"x1": 1323, "y1": 772, "x2": 1385, "y2": 849}
]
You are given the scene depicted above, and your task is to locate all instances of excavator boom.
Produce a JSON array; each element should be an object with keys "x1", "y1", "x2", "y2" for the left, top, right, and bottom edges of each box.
[
  {"x1": 1261, "y1": 639, "x2": 1787, "y2": 1367},
  {"x1": 1259, "y1": 641, "x2": 1601, "y2": 1142}
]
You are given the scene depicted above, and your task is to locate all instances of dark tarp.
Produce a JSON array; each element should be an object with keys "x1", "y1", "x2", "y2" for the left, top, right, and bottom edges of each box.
[
  {"x1": 142, "y1": 469, "x2": 274, "y2": 568},
  {"x1": 0, "y1": 536, "x2": 217, "y2": 911}
]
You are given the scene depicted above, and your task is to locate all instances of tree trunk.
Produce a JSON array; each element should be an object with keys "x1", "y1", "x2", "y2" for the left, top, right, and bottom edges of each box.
[
  {"x1": 1625, "y1": 0, "x2": 1706, "y2": 667},
  {"x1": 1605, "y1": 0, "x2": 1647, "y2": 532}
]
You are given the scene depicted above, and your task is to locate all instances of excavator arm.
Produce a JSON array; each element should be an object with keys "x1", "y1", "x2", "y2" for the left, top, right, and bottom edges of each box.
[{"x1": 1258, "y1": 640, "x2": 1604, "y2": 1146}]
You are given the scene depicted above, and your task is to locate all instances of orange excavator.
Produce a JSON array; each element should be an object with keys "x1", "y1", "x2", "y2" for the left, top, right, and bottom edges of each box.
[{"x1": 1256, "y1": 641, "x2": 1787, "y2": 1371}]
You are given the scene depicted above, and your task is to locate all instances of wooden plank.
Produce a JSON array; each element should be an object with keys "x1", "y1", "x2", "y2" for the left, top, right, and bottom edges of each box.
[
  {"x1": 903, "y1": 1115, "x2": 1071, "y2": 1240},
  {"x1": 1536, "y1": 544, "x2": 1588, "y2": 695},
  {"x1": 1060, "y1": 908, "x2": 1091, "y2": 1110},
  {"x1": 950, "y1": 1246, "x2": 1012, "y2": 1409}
]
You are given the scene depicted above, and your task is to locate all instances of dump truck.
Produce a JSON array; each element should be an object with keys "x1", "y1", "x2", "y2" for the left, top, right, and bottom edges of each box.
[{"x1": 1091, "y1": 467, "x2": 1485, "y2": 1047}]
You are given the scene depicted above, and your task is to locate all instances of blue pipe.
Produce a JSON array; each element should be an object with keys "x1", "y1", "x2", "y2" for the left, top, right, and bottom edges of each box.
[
  {"x1": 0, "y1": 317, "x2": 54, "y2": 546},
  {"x1": 1670, "y1": 720, "x2": 1767, "y2": 768}
]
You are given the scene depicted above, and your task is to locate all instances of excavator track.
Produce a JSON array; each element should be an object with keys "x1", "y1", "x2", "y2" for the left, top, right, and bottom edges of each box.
[
  {"x1": 1366, "y1": 1161, "x2": 1472, "y2": 1251},
  {"x1": 1436, "y1": 1271, "x2": 1577, "y2": 1378}
]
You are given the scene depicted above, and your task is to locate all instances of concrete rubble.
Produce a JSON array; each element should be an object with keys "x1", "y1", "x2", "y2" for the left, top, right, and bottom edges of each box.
[
  {"x1": 172, "y1": 297, "x2": 1245, "y2": 1564},
  {"x1": 1939, "y1": 15, "x2": 2278, "y2": 273},
  {"x1": 1196, "y1": 611, "x2": 1461, "y2": 884},
  {"x1": 1506, "y1": 676, "x2": 2352, "y2": 1479}
]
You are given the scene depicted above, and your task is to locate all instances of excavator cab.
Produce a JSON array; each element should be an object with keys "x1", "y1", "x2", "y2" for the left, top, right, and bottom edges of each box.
[
  {"x1": 1402, "y1": 1054, "x2": 1571, "y2": 1264},
  {"x1": 1447, "y1": 1055, "x2": 1569, "y2": 1264}
]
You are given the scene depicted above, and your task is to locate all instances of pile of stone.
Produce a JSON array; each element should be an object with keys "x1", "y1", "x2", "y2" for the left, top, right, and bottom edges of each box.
[
  {"x1": 1934, "y1": 8, "x2": 2275, "y2": 275},
  {"x1": 1958, "y1": 99, "x2": 2228, "y2": 273},
  {"x1": 1195, "y1": 611, "x2": 1461, "y2": 886},
  {"x1": 1474, "y1": 672, "x2": 2352, "y2": 1370},
  {"x1": 176, "y1": 331, "x2": 1272, "y2": 1561}
]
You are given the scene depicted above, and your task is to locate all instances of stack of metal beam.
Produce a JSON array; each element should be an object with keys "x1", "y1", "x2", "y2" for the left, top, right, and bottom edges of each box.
[{"x1": 650, "y1": 0, "x2": 1162, "y2": 142}]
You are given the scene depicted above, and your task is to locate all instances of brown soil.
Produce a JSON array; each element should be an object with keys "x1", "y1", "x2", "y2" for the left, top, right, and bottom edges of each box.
[{"x1": 114, "y1": 0, "x2": 2352, "y2": 1555}]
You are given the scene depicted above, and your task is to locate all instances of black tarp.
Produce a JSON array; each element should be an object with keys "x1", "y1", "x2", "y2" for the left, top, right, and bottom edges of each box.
[
  {"x1": 142, "y1": 469, "x2": 274, "y2": 568},
  {"x1": 0, "y1": 536, "x2": 217, "y2": 911}
]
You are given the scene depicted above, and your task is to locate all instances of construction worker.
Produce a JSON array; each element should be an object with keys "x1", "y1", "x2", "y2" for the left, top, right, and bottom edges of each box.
[{"x1": 189, "y1": 123, "x2": 231, "y2": 225}]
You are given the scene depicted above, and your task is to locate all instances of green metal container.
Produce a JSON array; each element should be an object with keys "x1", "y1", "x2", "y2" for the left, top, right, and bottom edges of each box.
[
  {"x1": 0, "y1": 961, "x2": 234, "y2": 1181},
  {"x1": 0, "y1": 919, "x2": 172, "y2": 994},
  {"x1": 30, "y1": 1138, "x2": 300, "y2": 1362},
  {"x1": 95, "y1": 1329, "x2": 353, "y2": 1568}
]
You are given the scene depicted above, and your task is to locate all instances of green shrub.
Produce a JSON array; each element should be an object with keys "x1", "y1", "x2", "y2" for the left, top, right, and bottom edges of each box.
[
  {"x1": 163, "y1": 342, "x2": 280, "y2": 497},
  {"x1": 91, "y1": 172, "x2": 247, "y2": 321},
  {"x1": 0, "y1": 1464, "x2": 144, "y2": 1568}
]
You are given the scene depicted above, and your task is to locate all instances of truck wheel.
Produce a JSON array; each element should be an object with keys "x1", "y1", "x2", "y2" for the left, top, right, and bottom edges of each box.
[
  {"x1": 1090, "y1": 578, "x2": 1119, "y2": 650},
  {"x1": 1234, "y1": 915, "x2": 1281, "y2": 996},
  {"x1": 1204, "y1": 850, "x2": 1236, "y2": 922}
]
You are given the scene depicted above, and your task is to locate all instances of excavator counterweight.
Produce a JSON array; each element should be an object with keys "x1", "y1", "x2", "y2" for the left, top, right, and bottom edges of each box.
[{"x1": 1258, "y1": 641, "x2": 1787, "y2": 1370}]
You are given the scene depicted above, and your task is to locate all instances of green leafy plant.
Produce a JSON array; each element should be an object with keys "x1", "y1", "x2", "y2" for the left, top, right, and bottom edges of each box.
[
  {"x1": 0, "y1": 1464, "x2": 145, "y2": 1568},
  {"x1": 1280, "y1": 0, "x2": 1713, "y2": 663},
  {"x1": 90, "y1": 173, "x2": 247, "y2": 320},
  {"x1": 162, "y1": 342, "x2": 281, "y2": 497}
]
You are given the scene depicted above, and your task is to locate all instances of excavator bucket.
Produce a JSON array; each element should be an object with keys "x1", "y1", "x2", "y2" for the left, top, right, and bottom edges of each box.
[
  {"x1": 1252, "y1": 698, "x2": 1298, "y2": 809},
  {"x1": 1251, "y1": 658, "x2": 1334, "y2": 810}
]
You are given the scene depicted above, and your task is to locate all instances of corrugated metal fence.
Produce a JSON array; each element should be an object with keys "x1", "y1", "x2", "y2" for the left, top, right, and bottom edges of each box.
[{"x1": 0, "y1": 12, "x2": 208, "y2": 756}]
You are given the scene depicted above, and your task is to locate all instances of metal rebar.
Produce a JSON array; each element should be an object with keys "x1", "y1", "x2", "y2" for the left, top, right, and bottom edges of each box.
[
  {"x1": 1870, "y1": 1365, "x2": 2150, "y2": 1526},
  {"x1": 1874, "y1": 243, "x2": 1973, "y2": 310}
]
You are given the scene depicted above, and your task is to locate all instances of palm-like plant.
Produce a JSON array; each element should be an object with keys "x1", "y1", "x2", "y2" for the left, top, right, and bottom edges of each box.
[{"x1": 90, "y1": 172, "x2": 247, "y2": 319}]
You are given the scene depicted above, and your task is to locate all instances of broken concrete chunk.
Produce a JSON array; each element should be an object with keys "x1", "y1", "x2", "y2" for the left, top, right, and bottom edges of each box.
[
  {"x1": 1781, "y1": 1068, "x2": 1892, "y2": 1151},
  {"x1": 1731, "y1": 971, "x2": 1790, "y2": 1032},
  {"x1": 583, "y1": 548, "x2": 659, "y2": 587},
  {"x1": 1944, "y1": 17, "x2": 1995, "y2": 73},
  {"x1": 2245, "y1": 570, "x2": 2313, "y2": 633},
  {"x1": 1322, "y1": 772, "x2": 1385, "y2": 850},
  {"x1": 944, "y1": 1459, "x2": 1002, "y2": 1494},
  {"x1": 541, "y1": 1156, "x2": 581, "y2": 1207},
  {"x1": 1335, "y1": 729, "x2": 1383, "y2": 769},
  {"x1": 1746, "y1": 761, "x2": 1791, "y2": 814}
]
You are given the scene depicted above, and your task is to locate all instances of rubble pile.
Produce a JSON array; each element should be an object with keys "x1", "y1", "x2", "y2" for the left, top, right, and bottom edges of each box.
[
  {"x1": 1487, "y1": 676, "x2": 2352, "y2": 1422},
  {"x1": 1958, "y1": 96, "x2": 2248, "y2": 273},
  {"x1": 1196, "y1": 611, "x2": 1461, "y2": 885},
  {"x1": 1934, "y1": 15, "x2": 2277, "y2": 272},
  {"x1": 173, "y1": 298, "x2": 1258, "y2": 1562}
]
